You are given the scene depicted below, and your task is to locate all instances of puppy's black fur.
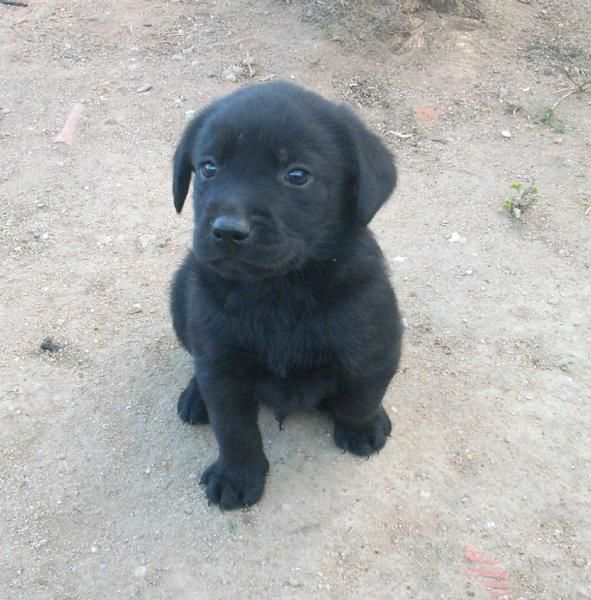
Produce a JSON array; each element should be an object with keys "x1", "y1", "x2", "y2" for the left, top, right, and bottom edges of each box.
[{"x1": 170, "y1": 82, "x2": 402, "y2": 510}]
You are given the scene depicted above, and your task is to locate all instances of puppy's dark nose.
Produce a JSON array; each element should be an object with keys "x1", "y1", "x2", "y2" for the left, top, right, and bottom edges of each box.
[{"x1": 211, "y1": 216, "x2": 251, "y2": 244}]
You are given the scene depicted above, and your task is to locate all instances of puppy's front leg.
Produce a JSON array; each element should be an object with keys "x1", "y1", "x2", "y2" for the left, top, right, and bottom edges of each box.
[
  {"x1": 328, "y1": 376, "x2": 393, "y2": 458},
  {"x1": 197, "y1": 369, "x2": 269, "y2": 510}
]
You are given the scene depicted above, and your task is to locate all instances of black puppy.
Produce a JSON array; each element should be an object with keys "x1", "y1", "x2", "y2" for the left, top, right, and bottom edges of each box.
[{"x1": 170, "y1": 81, "x2": 402, "y2": 510}]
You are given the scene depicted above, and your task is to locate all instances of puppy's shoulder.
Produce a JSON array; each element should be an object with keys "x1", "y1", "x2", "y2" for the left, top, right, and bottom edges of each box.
[{"x1": 336, "y1": 229, "x2": 388, "y2": 283}]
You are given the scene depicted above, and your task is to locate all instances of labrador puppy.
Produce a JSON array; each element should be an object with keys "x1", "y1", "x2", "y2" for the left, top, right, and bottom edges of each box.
[{"x1": 170, "y1": 81, "x2": 402, "y2": 510}]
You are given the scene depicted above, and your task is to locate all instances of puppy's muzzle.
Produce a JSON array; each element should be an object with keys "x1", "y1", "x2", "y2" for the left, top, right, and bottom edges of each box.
[{"x1": 211, "y1": 216, "x2": 251, "y2": 244}]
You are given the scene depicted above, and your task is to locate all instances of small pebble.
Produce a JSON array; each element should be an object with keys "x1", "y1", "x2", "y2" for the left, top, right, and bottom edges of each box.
[
  {"x1": 40, "y1": 338, "x2": 61, "y2": 353},
  {"x1": 136, "y1": 234, "x2": 155, "y2": 250},
  {"x1": 222, "y1": 65, "x2": 243, "y2": 82},
  {"x1": 573, "y1": 557, "x2": 586, "y2": 567},
  {"x1": 574, "y1": 584, "x2": 591, "y2": 598},
  {"x1": 500, "y1": 130, "x2": 512, "y2": 139},
  {"x1": 134, "y1": 565, "x2": 147, "y2": 578},
  {"x1": 130, "y1": 304, "x2": 143, "y2": 314}
]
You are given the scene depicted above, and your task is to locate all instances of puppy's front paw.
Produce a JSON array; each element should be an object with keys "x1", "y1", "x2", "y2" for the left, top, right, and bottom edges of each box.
[
  {"x1": 177, "y1": 377, "x2": 209, "y2": 424},
  {"x1": 200, "y1": 459, "x2": 269, "y2": 510},
  {"x1": 334, "y1": 406, "x2": 392, "y2": 457}
]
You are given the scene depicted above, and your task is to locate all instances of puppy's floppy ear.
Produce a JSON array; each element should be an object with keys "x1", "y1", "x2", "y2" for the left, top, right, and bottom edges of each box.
[
  {"x1": 342, "y1": 106, "x2": 397, "y2": 226},
  {"x1": 172, "y1": 110, "x2": 210, "y2": 214}
]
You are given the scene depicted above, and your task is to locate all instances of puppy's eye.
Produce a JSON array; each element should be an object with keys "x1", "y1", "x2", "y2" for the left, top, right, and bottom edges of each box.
[
  {"x1": 285, "y1": 168, "x2": 310, "y2": 186},
  {"x1": 200, "y1": 161, "x2": 217, "y2": 179}
]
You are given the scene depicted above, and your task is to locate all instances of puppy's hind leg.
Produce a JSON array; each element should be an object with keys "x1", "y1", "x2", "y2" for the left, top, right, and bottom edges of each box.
[
  {"x1": 177, "y1": 376, "x2": 209, "y2": 424},
  {"x1": 328, "y1": 376, "x2": 393, "y2": 457}
]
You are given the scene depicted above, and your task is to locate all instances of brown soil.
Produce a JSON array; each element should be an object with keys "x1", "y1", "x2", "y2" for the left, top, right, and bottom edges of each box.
[{"x1": 1, "y1": 0, "x2": 590, "y2": 598}]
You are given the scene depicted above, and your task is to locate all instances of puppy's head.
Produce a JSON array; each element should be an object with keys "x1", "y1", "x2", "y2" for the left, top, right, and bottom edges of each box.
[{"x1": 173, "y1": 81, "x2": 396, "y2": 281}]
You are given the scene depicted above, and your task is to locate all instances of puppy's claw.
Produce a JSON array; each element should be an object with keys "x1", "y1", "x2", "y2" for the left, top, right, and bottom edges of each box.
[{"x1": 333, "y1": 408, "x2": 392, "y2": 457}]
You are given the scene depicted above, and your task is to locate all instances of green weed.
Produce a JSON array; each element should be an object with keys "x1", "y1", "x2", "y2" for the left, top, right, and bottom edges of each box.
[{"x1": 503, "y1": 181, "x2": 539, "y2": 218}]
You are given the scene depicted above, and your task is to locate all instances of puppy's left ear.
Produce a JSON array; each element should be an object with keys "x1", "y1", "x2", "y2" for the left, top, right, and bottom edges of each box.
[
  {"x1": 172, "y1": 110, "x2": 209, "y2": 214},
  {"x1": 343, "y1": 107, "x2": 397, "y2": 226}
]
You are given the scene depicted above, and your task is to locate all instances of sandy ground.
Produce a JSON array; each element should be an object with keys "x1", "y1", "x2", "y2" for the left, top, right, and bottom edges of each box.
[{"x1": 1, "y1": 0, "x2": 590, "y2": 598}]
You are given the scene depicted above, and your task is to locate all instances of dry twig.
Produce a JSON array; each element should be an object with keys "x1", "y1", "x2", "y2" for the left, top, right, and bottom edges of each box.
[{"x1": 552, "y1": 65, "x2": 591, "y2": 110}]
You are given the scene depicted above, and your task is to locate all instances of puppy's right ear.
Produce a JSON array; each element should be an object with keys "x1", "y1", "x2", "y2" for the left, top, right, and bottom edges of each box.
[{"x1": 172, "y1": 112, "x2": 208, "y2": 214}]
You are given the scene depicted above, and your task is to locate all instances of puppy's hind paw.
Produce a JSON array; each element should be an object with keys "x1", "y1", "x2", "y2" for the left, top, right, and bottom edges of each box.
[
  {"x1": 334, "y1": 406, "x2": 392, "y2": 457},
  {"x1": 177, "y1": 377, "x2": 209, "y2": 424}
]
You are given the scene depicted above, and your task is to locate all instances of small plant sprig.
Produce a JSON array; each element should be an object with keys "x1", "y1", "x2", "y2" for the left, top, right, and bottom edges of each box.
[
  {"x1": 540, "y1": 108, "x2": 566, "y2": 134},
  {"x1": 552, "y1": 64, "x2": 591, "y2": 110},
  {"x1": 320, "y1": 23, "x2": 334, "y2": 40},
  {"x1": 503, "y1": 181, "x2": 539, "y2": 218}
]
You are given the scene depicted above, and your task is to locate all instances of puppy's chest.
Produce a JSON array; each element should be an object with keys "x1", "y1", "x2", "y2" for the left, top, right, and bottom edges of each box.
[{"x1": 218, "y1": 290, "x2": 331, "y2": 376}]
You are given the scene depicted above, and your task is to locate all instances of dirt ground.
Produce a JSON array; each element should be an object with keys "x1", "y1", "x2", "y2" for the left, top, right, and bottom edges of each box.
[{"x1": 1, "y1": 0, "x2": 590, "y2": 598}]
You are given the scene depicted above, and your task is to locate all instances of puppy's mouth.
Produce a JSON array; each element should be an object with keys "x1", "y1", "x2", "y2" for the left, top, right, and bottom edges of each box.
[
  {"x1": 195, "y1": 225, "x2": 310, "y2": 280},
  {"x1": 206, "y1": 253, "x2": 305, "y2": 281}
]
